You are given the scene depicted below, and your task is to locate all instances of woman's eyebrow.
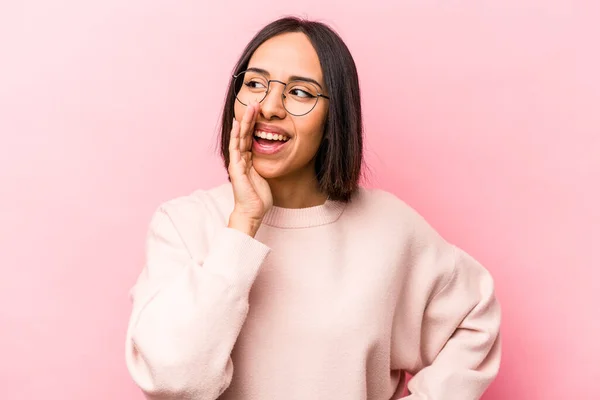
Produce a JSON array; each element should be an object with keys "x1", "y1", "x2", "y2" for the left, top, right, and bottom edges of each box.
[
  {"x1": 288, "y1": 75, "x2": 323, "y2": 90},
  {"x1": 246, "y1": 67, "x2": 324, "y2": 90}
]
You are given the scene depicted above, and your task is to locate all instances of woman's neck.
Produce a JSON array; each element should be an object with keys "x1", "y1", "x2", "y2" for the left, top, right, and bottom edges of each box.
[{"x1": 267, "y1": 170, "x2": 327, "y2": 209}]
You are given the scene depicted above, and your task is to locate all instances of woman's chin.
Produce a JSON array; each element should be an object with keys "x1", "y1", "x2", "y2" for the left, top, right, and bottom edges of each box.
[{"x1": 252, "y1": 159, "x2": 285, "y2": 180}]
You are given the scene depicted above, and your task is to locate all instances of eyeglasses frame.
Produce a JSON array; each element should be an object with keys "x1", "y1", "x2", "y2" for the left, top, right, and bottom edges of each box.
[{"x1": 232, "y1": 70, "x2": 330, "y2": 116}]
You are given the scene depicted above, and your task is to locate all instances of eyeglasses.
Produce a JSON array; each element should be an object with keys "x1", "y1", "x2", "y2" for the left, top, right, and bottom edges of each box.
[{"x1": 232, "y1": 69, "x2": 330, "y2": 116}]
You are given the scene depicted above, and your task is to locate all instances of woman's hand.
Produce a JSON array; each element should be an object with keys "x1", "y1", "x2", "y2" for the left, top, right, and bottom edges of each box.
[{"x1": 227, "y1": 101, "x2": 273, "y2": 237}]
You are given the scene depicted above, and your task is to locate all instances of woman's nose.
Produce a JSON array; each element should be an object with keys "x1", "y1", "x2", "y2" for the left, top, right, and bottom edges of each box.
[{"x1": 260, "y1": 81, "x2": 287, "y2": 119}]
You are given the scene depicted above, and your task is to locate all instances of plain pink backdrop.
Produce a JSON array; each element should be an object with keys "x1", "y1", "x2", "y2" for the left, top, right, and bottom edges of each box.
[{"x1": 1, "y1": 1, "x2": 599, "y2": 399}]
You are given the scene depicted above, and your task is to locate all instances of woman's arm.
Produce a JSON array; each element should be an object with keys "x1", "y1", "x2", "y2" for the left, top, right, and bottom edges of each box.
[
  {"x1": 125, "y1": 205, "x2": 270, "y2": 400},
  {"x1": 399, "y1": 246, "x2": 502, "y2": 400}
]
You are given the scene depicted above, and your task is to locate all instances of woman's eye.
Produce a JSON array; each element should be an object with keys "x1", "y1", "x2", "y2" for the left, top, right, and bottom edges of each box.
[
  {"x1": 246, "y1": 80, "x2": 266, "y2": 89},
  {"x1": 289, "y1": 88, "x2": 314, "y2": 98}
]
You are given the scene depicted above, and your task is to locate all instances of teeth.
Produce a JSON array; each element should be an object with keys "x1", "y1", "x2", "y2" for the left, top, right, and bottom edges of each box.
[{"x1": 254, "y1": 130, "x2": 289, "y2": 142}]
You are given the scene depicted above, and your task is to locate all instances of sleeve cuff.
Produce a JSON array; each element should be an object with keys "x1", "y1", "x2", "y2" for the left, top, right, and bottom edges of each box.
[{"x1": 201, "y1": 227, "x2": 271, "y2": 292}]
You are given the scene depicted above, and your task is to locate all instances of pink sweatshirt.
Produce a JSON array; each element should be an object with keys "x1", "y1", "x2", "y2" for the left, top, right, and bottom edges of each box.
[{"x1": 125, "y1": 183, "x2": 501, "y2": 400}]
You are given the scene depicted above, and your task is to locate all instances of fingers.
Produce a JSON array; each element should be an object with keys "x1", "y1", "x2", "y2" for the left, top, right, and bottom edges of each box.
[
  {"x1": 230, "y1": 101, "x2": 259, "y2": 169},
  {"x1": 229, "y1": 118, "x2": 241, "y2": 165},
  {"x1": 240, "y1": 101, "x2": 259, "y2": 152}
]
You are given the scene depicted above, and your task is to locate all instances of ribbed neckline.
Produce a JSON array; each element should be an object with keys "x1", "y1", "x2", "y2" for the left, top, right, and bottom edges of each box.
[{"x1": 261, "y1": 199, "x2": 347, "y2": 229}]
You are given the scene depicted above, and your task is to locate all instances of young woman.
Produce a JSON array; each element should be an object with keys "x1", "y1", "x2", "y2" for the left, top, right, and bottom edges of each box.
[{"x1": 125, "y1": 17, "x2": 501, "y2": 400}]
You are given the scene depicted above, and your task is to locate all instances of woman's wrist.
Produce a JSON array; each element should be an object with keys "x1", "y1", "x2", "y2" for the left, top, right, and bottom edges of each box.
[{"x1": 228, "y1": 211, "x2": 262, "y2": 237}]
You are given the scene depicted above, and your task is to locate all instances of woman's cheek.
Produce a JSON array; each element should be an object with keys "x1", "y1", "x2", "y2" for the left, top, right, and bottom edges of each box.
[{"x1": 234, "y1": 102, "x2": 243, "y2": 121}]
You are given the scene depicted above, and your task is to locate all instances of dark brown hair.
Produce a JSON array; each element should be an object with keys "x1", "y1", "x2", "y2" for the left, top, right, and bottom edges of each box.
[{"x1": 219, "y1": 16, "x2": 364, "y2": 202}]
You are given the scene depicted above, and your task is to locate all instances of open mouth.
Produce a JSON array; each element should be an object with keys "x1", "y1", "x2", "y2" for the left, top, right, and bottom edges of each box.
[
  {"x1": 252, "y1": 129, "x2": 291, "y2": 155},
  {"x1": 253, "y1": 130, "x2": 290, "y2": 143}
]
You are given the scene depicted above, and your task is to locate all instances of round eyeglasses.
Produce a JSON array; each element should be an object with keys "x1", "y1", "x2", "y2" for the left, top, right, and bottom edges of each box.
[{"x1": 233, "y1": 70, "x2": 330, "y2": 116}]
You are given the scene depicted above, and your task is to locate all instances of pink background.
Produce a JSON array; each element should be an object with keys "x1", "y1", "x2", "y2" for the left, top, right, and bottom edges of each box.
[{"x1": 1, "y1": 1, "x2": 599, "y2": 399}]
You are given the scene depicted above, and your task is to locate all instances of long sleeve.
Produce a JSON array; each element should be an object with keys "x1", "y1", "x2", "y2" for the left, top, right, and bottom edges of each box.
[
  {"x1": 401, "y1": 246, "x2": 502, "y2": 400},
  {"x1": 125, "y1": 205, "x2": 270, "y2": 400}
]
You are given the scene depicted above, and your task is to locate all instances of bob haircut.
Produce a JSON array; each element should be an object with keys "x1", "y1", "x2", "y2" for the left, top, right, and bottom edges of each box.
[{"x1": 219, "y1": 16, "x2": 364, "y2": 202}]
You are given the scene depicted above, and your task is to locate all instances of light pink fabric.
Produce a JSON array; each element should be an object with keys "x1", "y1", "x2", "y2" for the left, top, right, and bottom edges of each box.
[{"x1": 125, "y1": 183, "x2": 501, "y2": 400}]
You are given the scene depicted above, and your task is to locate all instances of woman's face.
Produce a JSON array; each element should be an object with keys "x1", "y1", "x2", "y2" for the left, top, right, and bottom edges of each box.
[{"x1": 234, "y1": 32, "x2": 329, "y2": 180}]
